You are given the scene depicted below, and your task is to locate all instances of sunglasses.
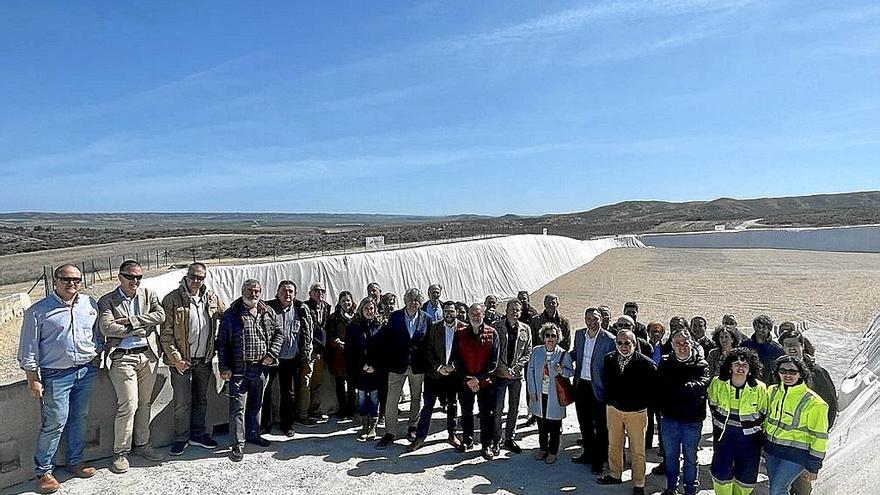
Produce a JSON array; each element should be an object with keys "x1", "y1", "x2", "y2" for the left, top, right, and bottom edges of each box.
[
  {"x1": 617, "y1": 323, "x2": 632, "y2": 328},
  {"x1": 188, "y1": 274, "x2": 206, "y2": 282},
  {"x1": 543, "y1": 334, "x2": 558, "y2": 339},
  {"x1": 778, "y1": 368, "x2": 800, "y2": 376},
  {"x1": 616, "y1": 341, "x2": 634, "y2": 346},
  {"x1": 120, "y1": 273, "x2": 143, "y2": 281},
  {"x1": 57, "y1": 277, "x2": 82, "y2": 284}
]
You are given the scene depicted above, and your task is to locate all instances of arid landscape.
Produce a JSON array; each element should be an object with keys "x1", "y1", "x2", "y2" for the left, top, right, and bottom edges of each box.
[{"x1": 4, "y1": 244, "x2": 873, "y2": 495}]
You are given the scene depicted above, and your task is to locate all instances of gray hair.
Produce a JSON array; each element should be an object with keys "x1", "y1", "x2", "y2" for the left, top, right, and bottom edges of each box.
[
  {"x1": 544, "y1": 293, "x2": 559, "y2": 304},
  {"x1": 241, "y1": 279, "x2": 261, "y2": 293},
  {"x1": 428, "y1": 283, "x2": 443, "y2": 292},
  {"x1": 403, "y1": 288, "x2": 424, "y2": 304}
]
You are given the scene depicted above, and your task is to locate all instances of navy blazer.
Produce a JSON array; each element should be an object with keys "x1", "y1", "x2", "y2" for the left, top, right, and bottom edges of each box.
[
  {"x1": 569, "y1": 327, "x2": 616, "y2": 402},
  {"x1": 380, "y1": 308, "x2": 431, "y2": 374}
]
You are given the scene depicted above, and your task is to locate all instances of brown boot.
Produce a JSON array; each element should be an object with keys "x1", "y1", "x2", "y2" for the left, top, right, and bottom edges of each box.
[
  {"x1": 70, "y1": 463, "x2": 97, "y2": 478},
  {"x1": 37, "y1": 473, "x2": 60, "y2": 494}
]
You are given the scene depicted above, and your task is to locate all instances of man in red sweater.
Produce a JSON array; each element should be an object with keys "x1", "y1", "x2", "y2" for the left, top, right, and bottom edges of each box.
[{"x1": 451, "y1": 303, "x2": 500, "y2": 460}]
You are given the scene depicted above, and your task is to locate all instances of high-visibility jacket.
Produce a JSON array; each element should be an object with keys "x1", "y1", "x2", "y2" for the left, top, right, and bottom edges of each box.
[
  {"x1": 764, "y1": 382, "x2": 829, "y2": 474},
  {"x1": 708, "y1": 377, "x2": 769, "y2": 441}
]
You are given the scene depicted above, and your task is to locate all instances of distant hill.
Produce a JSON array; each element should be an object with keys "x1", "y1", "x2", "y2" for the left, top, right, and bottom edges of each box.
[
  {"x1": 0, "y1": 191, "x2": 878, "y2": 257},
  {"x1": 521, "y1": 191, "x2": 880, "y2": 238}
]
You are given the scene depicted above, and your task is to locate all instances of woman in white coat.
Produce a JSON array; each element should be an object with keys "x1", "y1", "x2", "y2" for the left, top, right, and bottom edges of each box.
[{"x1": 526, "y1": 322, "x2": 575, "y2": 464}]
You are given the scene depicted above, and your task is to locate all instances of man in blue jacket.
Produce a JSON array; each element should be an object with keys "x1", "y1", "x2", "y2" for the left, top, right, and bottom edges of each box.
[
  {"x1": 570, "y1": 307, "x2": 616, "y2": 474},
  {"x1": 376, "y1": 288, "x2": 431, "y2": 449}
]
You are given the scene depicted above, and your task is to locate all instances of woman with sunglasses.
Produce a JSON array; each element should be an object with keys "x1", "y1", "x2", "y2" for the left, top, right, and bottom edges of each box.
[
  {"x1": 707, "y1": 348, "x2": 768, "y2": 495},
  {"x1": 764, "y1": 355, "x2": 829, "y2": 495},
  {"x1": 526, "y1": 323, "x2": 574, "y2": 464}
]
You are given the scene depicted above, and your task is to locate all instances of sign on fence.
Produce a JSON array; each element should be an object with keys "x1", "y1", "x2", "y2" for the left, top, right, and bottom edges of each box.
[{"x1": 365, "y1": 236, "x2": 385, "y2": 250}]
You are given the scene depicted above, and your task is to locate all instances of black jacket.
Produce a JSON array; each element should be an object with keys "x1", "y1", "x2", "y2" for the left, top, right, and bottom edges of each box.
[
  {"x1": 656, "y1": 352, "x2": 710, "y2": 423},
  {"x1": 603, "y1": 351, "x2": 657, "y2": 412}
]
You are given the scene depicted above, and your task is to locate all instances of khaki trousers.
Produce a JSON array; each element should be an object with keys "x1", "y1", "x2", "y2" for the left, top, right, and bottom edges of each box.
[
  {"x1": 108, "y1": 350, "x2": 158, "y2": 454},
  {"x1": 384, "y1": 367, "x2": 424, "y2": 437},
  {"x1": 607, "y1": 405, "x2": 648, "y2": 488}
]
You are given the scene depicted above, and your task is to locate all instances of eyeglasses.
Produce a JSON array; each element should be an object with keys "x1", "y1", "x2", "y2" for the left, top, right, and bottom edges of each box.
[
  {"x1": 778, "y1": 368, "x2": 800, "y2": 376},
  {"x1": 616, "y1": 341, "x2": 634, "y2": 346},
  {"x1": 120, "y1": 273, "x2": 143, "y2": 281},
  {"x1": 57, "y1": 277, "x2": 82, "y2": 284},
  {"x1": 543, "y1": 334, "x2": 558, "y2": 339},
  {"x1": 188, "y1": 274, "x2": 206, "y2": 282}
]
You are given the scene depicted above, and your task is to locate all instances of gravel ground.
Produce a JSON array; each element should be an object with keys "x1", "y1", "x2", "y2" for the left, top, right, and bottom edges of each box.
[{"x1": 4, "y1": 246, "x2": 877, "y2": 494}]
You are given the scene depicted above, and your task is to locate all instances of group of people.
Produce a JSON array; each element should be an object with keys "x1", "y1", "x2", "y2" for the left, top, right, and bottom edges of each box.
[{"x1": 18, "y1": 261, "x2": 836, "y2": 495}]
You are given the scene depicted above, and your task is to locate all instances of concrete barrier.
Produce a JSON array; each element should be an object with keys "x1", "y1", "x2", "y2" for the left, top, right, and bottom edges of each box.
[
  {"x1": 641, "y1": 224, "x2": 880, "y2": 253},
  {"x1": 0, "y1": 293, "x2": 31, "y2": 326}
]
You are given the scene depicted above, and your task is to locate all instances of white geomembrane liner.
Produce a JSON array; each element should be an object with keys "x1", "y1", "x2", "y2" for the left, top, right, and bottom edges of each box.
[
  {"x1": 142, "y1": 234, "x2": 643, "y2": 305},
  {"x1": 815, "y1": 313, "x2": 880, "y2": 494}
]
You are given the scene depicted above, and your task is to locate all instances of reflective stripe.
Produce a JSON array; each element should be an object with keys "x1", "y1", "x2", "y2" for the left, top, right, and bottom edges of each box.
[
  {"x1": 767, "y1": 436, "x2": 812, "y2": 451},
  {"x1": 733, "y1": 479, "x2": 757, "y2": 489},
  {"x1": 791, "y1": 392, "x2": 812, "y2": 427},
  {"x1": 810, "y1": 448, "x2": 827, "y2": 460},
  {"x1": 741, "y1": 426, "x2": 762, "y2": 435}
]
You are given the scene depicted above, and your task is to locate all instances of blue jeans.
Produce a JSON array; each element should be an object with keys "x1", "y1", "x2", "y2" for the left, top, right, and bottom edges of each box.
[
  {"x1": 766, "y1": 453, "x2": 806, "y2": 495},
  {"x1": 661, "y1": 417, "x2": 702, "y2": 495},
  {"x1": 228, "y1": 363, "x2": 268, "y2": 446},
  {"x1": 357, "y1": 389, "x2": 380, "y2": 417},
  {"x1": 35, "y1": 365, "x2": 98, "y2": 476}
]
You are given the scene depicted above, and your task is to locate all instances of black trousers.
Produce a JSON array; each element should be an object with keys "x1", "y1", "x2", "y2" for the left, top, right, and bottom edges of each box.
[
  {"x1": 538, "y1": 393, "x2": 562, "y2": 454},
  {"x1": 334, "y1": 376, "x2": 356, "y2": 417},
  {"x1": 458, "y1": 383, "x2": 496, "y2": 446},
  {"x1": 646, "y1": 406, "x2": 664, "y2": 454},
  {"x1": 574, "y1": 379, "x2": 608, "y2": 470},
  {"x1": 261, "y1": 357, "x2": 299, "y2": 431}
]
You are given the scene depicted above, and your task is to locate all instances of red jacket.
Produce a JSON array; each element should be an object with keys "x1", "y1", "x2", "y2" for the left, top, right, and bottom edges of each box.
[{"x1": 451, "y1": 324, "x2": 499, "y2": 385}]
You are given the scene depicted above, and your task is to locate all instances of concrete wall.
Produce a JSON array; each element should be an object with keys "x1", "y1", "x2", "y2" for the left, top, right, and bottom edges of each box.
[
  {"x1": 0, "y1": 362, "x2": 338, "y2": 489},
  {"x1": 641, "y1": 224, "x2": 880, "y2": 253},
  {"x1": 0, "y1": 293, "x2": 30, "y2": 326}
]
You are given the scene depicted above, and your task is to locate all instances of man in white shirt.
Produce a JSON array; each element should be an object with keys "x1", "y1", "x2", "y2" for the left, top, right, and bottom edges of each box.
[
  {"x1": 409, "y1": 301, "x2": 467, "y2": 451},
  {"x1": 570, "y1": 307, "x2": 616, "y2": 474}
]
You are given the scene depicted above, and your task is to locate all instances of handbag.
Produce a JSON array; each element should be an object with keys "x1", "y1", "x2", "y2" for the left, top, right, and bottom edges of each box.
[{"x1": 556, "y1": 374, "x2": 574, "y2": 406}]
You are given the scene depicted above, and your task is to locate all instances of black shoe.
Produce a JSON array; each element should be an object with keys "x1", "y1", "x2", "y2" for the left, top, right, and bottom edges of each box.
[
  {"x1": 246, "y1": 437, "x2": 271, "y2": 448},
  {"x1": 491, "y1": 442, "x2": 500, "y2": 457},
  {"x1": 524, "y1": 416, "x2": 537, "y2": 427},
  {"x1": 571, "y1": 454, "x2": 590, "y2": 465},
  {"x1": 660, "y1": 489, "x2": 677, "y2": 495},
  {"x1": 406, "y1": 426, "x2": 417, "y2": 443},
  {"x1": 576, "y1": 437, "x2": 583, "y2": 446},
  {"x1": 296, "y1": 417, "x2": 317, "y2": 426},
  {"x1": 230, "y1": 445, "x2": 244, "y2": 462},
  {"x1": 596, "y1": 475, "x2": 623, "y2": 485},
  {"x1": 284, "y1": 429, "x2": 296, "y2": 438},
  {"x1": 189, "y1": 434, "x2": 219, "y2": 449},
  {"x1": 633, "y1": 488, "x2": 645, "y2": 495},
  {"x1": 447, "y1": 434, "x2": 463, "y2": 449},
  {"x1": 407, "y1": 437, "x2": 425, "y2": 452},
  {"x1": 503, "y1": 440, "x2": 522, "y2": 454},
  {"x1": 651, "y1": 462, "x2": 667, "y2": 475},
  {"x1": 169, "y1": 441, "x2": 188, "y2": 456},
  {"x1": 457, "y1": 439, "x2": 474, "y2": 453},
  {"x1": 481, "y1": 447, "x2": 495, "y2": 460},
  {"x1": 375, "y1": 433, "x2": 395, "y2": 450}
]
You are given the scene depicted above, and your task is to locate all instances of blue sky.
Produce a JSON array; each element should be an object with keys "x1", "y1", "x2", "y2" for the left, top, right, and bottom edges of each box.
[{"x1": 1, "y1": 1, "x2": 878, "y2": 216}]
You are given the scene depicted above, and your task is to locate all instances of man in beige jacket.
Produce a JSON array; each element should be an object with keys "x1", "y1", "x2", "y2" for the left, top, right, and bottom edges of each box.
[
  {"x1": 160, "y1": 262, "x2": 226, "y2": 456},
  {"x1": 98, "y1": 260, "x2": 166, "y2": 473}
]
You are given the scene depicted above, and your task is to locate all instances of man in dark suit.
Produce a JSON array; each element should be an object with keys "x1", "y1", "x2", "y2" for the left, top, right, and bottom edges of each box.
[
  {"x1": 570, "y1": 307, "x2": 617, "y2": 474},
  {"x1": 409, "y1": 301, "x2": 466, "y2": 451},
  {"x1": 375, "y1": 288, "x2": 431, "y2": 449}
]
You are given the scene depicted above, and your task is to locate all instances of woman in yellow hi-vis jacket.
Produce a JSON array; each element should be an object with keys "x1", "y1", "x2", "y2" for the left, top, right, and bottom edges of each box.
[
  {"x1": 764, "y1": 355, "x2": 829, "y2": 495},
  {"x1": 708, "y1": 348, "x2": 768, "y2": 495}
]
